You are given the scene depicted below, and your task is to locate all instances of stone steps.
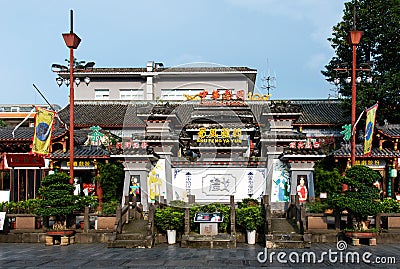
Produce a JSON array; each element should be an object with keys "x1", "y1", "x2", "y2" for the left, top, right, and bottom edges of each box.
[
  {"x1": 181, "y1": 234, "x2": 236, "y2": 248},
  {"x1": 267, "y1": 218, "x2": 310, "y2": 249},
  {"x1": 108, "y1": 219, "x2": 154, "y2": 248}
]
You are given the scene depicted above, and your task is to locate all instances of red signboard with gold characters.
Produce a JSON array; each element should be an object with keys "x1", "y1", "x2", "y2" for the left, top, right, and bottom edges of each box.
[{"x1": 6, "y1": 154, "x2": 45, "y2": 167}]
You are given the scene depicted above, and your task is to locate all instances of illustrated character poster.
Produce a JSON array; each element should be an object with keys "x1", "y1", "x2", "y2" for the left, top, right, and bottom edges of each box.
[
  {"x1": 130, "y1": 175, "x2": 141, "y2": 203},
  {"x1": 297, "y1": 175, "x2": 308, "y2": 203},
  {"x1": 147, "y1": 159, "x2": 166, "y2": 203},
  {"x1": 271, "y1": 159, "x2": 290, "y2": 202}
]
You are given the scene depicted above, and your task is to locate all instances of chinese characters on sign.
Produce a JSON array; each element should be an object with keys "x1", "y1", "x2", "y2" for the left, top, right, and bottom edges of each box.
[
  {"x1": 289, "y1": 141, "x2": 320, "y2": 149},
  {"x1": 355, "y1": 159, "x2": 384, "y2": 167},
  {"x1": 65, "y1": 161, "x2": 94, "y2": 168},
  {"x1": 202, "y1": 174, "x2": 235, "y2": 196},
  {"x1": 197, "y1": 128, "x2": 242, "y2": 144}
]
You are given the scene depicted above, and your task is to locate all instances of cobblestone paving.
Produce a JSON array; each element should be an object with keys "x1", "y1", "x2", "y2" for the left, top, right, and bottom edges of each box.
[{"x1": 0, "y1": 242, "x2": 399, "y2": 268}]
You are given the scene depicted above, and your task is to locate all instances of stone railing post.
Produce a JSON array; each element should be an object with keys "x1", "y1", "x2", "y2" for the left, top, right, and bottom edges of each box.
[
  {"x1": 188, "y1": 194, "x2": 195, "y2": 205},
  {"x1": 184, "y1": 203, "x2": 190, "y2": 235},
  {"x1": 84, "y1": 206, "x2": 89, "y2": 233},
  {"x1": 116, "y1": 203, "x2": 122, "y2": 233},
  {"x1": 376, "y1": 213, "x2": 381, "y2": 230},
  {"x1": 263, "y1": 195, "x2": 271, "y2": 233},
  {"x1": 230, "y1": 195, "x2": 235, "y2": 235}
]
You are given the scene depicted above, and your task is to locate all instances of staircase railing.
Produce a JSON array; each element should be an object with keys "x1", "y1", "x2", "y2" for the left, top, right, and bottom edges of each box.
[
  {"x1": 286, "y1": 195, "x2": 305, "y2": 234},
  {"x1": 263, "y1": 195, "x2": 272, "y2": 234},
  {"x1": 115, "y1": 196, "x2": 130, "y2": 234}
]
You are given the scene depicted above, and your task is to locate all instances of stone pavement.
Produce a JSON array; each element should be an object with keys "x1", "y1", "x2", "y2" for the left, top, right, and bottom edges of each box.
[{"x1": 0, "y1": 242, "x2": 399, "y2": 268}]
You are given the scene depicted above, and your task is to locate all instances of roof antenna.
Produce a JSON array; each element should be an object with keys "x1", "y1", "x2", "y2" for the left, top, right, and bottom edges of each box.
[{"x1": 261, "y1": 59, "x2": 276, "y2": 95}]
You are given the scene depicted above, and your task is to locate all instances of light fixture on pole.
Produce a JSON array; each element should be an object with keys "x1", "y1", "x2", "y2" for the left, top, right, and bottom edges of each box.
[
  {"x1": 74, "y1": 77, "x2": 81, "y2": 86},
  {"x1": 62, "y1": 10, "x2": 81, "y2": 185}
]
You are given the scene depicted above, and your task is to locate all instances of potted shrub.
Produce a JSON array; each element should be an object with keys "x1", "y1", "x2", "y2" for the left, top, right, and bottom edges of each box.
[
  {"x1": 155, "y1": 207, "x2": 184, "y2": 244},
  {"x1": 306, "y1": 200, "x2": 330, "y2": 230},
  {"x1": 34, "y1": 172, "x2": 77, "y2": 230},
  {"x1": 15, "y1": 199, "x2": 41, "y2": 229},
  {"x1": 330, "y1": 165, "x2": 382, "y2": 234},
  {"x1": 236, "y1": 200, "x2": 263, "y2": 244},
  {"x1": 96, "y1": 200, "x2": 118, "y2": 230}
]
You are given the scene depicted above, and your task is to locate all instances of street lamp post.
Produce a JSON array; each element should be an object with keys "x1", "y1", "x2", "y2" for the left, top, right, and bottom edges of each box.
[
  {"x1": 348, "y1": 30, "x2": 363, "y2": 167},
  {"x1": 62, "y1": 10, "x2": 81, "y2": 184}
]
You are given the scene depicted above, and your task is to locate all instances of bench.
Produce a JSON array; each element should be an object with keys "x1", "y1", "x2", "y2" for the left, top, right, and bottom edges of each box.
[{"x1": 194, "y1": 213, "x2": 223, "y2": 236}]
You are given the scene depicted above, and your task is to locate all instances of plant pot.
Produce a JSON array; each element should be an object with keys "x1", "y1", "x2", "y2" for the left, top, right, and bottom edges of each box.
[
  {"x1": 247, "y1": 230, "x2": 256, "y2": 245},
  {"x1": 167, "y1": 229, "x2": 176, "y2": 244},
  {"x1": 344, "y1": 231, "x2": 377, "y2": 239}
]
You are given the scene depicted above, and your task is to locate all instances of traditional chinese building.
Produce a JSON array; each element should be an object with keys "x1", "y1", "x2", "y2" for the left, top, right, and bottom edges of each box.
[{"x1": 333, "y1": 124, "x2": 400, "y2": 198}]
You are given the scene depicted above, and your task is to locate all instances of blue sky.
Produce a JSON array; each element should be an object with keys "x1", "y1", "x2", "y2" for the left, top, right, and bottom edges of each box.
[{"x1": 0, "y1": 0, "x2": 347, "y2": 107}]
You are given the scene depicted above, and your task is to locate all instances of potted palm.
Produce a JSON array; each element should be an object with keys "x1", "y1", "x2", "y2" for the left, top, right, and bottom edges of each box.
[
  {"x1": 154, "y1": 207, "x2": 184, "y2": 244},
  {"x1": 236, "y1": 199, "x2": 263, "y2": 244}
]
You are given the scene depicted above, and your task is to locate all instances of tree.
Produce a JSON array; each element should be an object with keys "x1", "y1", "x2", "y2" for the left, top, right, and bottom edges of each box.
[
  {"x1": 330, "y1": 165, "x2": 382, "y2": 230},
  {"x1": 97, "y1": 162, "x2": 124, "y2": 203},
  {"x1": 322, "y1": 0, "x2": 400, "y2": 125},
  {"x1": 34, "y1": 173, "x2": 77, "y2": 228},
  {"x1": 0, "y1": 119, "x2": 6, "y2": 127}
]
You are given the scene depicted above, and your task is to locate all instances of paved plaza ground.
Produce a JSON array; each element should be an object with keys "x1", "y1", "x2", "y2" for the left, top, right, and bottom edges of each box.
[{"x1": 0, "y1": 242, "x2": 399, "y2": 268}]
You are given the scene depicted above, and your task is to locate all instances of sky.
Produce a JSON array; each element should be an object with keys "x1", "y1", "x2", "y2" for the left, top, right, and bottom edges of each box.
[{"x1": 0, "y1": 0, "x2": 347, "y2": 108}]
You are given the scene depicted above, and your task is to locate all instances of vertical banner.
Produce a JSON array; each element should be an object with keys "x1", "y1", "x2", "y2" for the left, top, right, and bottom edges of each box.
[
  {"x1": 364, "y1": 103, "x2": 378, "y2": 156},
  {"x1": 32, "y1": 107, "x2": 56, "y2": 155}
]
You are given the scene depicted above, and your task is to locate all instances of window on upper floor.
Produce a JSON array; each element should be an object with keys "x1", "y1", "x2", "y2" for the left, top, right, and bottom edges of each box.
[
  {"x1": 120, "y1": 89, "x2": 144, "y2": 100},
  {"x1": 95, "y1": 89, "x2": 110, "y2": 100},
  {"x1": 160, "y1": 89, "x2": 204, "y2": 100},
  {"x1": 11, "y1": 107, "x2": 19, "y2": 112}
]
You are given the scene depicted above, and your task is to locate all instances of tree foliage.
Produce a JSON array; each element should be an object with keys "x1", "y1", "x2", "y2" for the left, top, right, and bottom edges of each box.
[
  {"x1": 330, "y1": 165, "x2": 382, "y2": 225},
  {"x1": 97, "y1": 162, "x2": 124, "y2": 203},
  {"x1": 322, "y1": 0, "x2": 400, "y2": 124},
  {"x1": 34, "y1": 173, "x2": 76, "y2": 222}
]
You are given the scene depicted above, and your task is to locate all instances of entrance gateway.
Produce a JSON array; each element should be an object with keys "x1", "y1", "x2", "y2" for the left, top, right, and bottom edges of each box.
[{"x1": 118, "y1": 101, "x2": 324, "y2": 211}]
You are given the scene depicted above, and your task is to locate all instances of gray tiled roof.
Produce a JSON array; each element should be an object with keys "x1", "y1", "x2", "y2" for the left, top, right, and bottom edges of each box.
[
  {"x1": 332, "y1": 145, "x2": 400, "y2": 158},
  {"x1": 0, "y1": 126, "x2": 66, "y2": 141},
  {"x1": 293, "y1": 100, "x2": 349, "y2": 125},
  {"x1": 51, "y1": 145, "x2": 110, "y2": 159},
  {"x1": 58, "y1": 103, "x2": 146, "y2": 128},
  {"x1": 377, "y1": 126, "x2": 400, "y2": 138},
  {"x1": 0, "y1": 127, "x2": 33, "y2": 141},
  {"x1": 72, "y1": 66, "x2": 256, "y2": 74}
]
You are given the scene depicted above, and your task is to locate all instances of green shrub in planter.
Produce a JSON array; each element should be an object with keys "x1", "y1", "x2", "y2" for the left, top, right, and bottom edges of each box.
[
  {"x1": 381, "y1": 198, "x2": 400, "y2": 213},
  {"x1": 101, "y1": 201, "x2": 118, "y2": 215},
  {"x1": 236, "y1": 206, "x2": 263, "y2": 231},
  {"x1": 306, "y1": 201, "x2": 330, "y2": 213},
  {"x1": 34, "y1": 172, "x2": 77, "y2": 226},
  {"x1": 330, "y1": 165, "x2": 382, "y2": 230},
  {"x1": 189, "y1": 203, "x2": 230, "y2": 233},
  {"x1": 155, "y1": 207, "x2": 184, "y2": 232}
]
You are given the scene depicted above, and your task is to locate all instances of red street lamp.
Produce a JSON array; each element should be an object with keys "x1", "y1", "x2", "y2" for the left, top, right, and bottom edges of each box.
[
  {"x1": 62, "y1": 10, "x2": 81, "y2": 184},
  {"x1": 348, "y1": 30, "x2": 363, "y2": 167}
]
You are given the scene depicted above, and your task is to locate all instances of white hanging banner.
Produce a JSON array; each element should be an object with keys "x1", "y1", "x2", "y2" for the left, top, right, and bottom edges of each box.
[{"x1": 0, "y1": 212, "x2": 6, "y2": 231}]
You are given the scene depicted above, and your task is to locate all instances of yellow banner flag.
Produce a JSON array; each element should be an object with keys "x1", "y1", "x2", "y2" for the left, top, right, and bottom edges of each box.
[
  {"x1": 364, "y1": 103, "x2": 378, "y2": 156},
  {"x1": 32, "y1": 107, "x2": 56, "y2": 155}
]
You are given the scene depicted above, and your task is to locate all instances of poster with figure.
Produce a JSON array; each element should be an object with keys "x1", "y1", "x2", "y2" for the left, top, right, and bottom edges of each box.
[
  {"x1": 297, "y1": 175, "x2": 308, "y2": 203},
  {"x1": 147, "y1": 159, "x2": 166, "y2": 203},
  {"x1": 271, "y1": 160, "x2": 290, "y2": 202},
  {"x1": 130, "y1": 176, "x2": 141, "y2": 203}
]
